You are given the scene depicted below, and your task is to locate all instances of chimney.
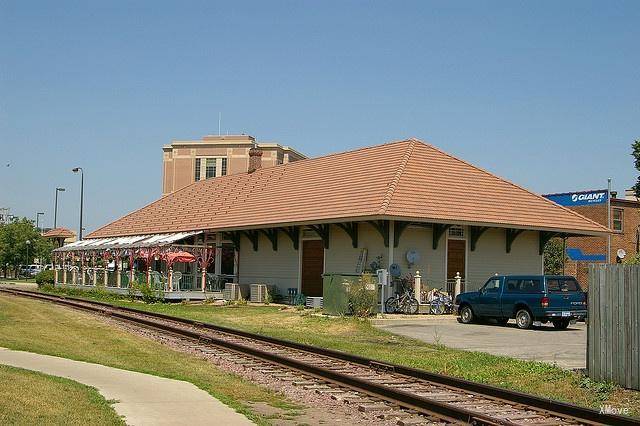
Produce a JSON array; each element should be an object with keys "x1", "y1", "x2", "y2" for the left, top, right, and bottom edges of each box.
[{"x1": 248, "y1": 147, "x2": 263, "y2": 173}]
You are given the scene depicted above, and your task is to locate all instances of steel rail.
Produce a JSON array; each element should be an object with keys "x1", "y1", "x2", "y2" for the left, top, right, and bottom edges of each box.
[{"x1": 1, "y1": 287, "x2": 637, "y2": 426}]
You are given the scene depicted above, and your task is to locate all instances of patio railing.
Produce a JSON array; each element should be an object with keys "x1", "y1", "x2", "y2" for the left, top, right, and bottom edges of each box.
[
  {"x1": 120, "y1": 270, "x2": 130, "y2": 288},
  {"x1": 107, "y1": 271, "x2": 118, "y2": 287}
]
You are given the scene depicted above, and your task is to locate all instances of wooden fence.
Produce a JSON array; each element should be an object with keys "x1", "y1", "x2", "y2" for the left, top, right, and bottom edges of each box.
[{"x1": 587, "y1": 264, "x2": 640, "y2": 390}]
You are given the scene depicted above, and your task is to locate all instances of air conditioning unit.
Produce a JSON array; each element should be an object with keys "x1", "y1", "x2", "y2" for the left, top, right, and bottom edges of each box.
[
  {"x1": 250, "y1": 284, "x2": 269, "y2": 303},
  {"x1": 223, "y1": 283, "x2": 242, "y2": 301},
  {"x1": 305, "y1": 297, "x2": 323, "y2": 309}
]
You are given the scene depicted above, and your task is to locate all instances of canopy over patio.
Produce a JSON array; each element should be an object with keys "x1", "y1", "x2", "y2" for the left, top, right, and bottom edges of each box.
[
  {"x1": 53, "y1": 231, "x2": 203, "y2": 252},
  {"x1": 51, "y1": 231, "x2": 221, "y2": 293}
]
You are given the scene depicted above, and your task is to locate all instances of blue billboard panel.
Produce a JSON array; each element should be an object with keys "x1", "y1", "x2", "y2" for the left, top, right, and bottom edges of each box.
[
  {"x1": 566, "y1": 248, "x2": 606, "y2": 262},
  {"x1": 543, "y1": 190, "x2": 608, "y2": 207}
]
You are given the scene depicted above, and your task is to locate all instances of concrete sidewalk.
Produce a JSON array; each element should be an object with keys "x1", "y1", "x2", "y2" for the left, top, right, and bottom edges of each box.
[{"x1": 0, "y1": 348, "x2": 253, "y2": 426}]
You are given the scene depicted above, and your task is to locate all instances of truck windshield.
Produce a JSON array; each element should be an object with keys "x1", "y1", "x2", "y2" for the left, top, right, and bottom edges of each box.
[{"x1": 547, "y1": 278, "x2": 580, "y2": 293}]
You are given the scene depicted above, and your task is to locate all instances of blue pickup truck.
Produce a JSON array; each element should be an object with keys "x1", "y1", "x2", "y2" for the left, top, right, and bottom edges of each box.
[{"x1": 454, "y1": 275, "x2": 587, "y2": 329}]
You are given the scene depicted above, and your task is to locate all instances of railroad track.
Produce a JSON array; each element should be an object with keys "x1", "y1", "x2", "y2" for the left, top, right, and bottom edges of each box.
[{"x1": 1, "y1": 287, "x2": 636, "y2": 426}]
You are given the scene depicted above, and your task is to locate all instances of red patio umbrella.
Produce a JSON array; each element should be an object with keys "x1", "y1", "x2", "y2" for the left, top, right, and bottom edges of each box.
[{"x1": 165, "y1": 251, "x2": 197, "y2": 265}]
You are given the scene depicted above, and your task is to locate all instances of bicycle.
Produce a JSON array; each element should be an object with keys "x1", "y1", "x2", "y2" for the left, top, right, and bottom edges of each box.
[
  {"x1": 384, "y1": 288, "x2": 419, "y2": 315},
  {"x1": 428, "y1": 287, "x2": 454, "y2": 315}
]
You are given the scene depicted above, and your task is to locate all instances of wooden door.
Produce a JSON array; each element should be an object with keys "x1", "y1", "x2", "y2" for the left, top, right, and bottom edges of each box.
[
  {"x1": 447, "y1": 239, "x2": 466, "y2": 279},
  {"x1": 301, "y1": 240, "x2": 324, "y2": 297}
]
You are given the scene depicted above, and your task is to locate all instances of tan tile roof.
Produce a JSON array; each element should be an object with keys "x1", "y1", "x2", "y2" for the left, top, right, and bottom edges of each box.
[
  {"x1": 87, "y1": 139, "x2": 608, "y2": 238},
  {"x1": 42, "y1": 227, "x2": 75, "y2": 238}
]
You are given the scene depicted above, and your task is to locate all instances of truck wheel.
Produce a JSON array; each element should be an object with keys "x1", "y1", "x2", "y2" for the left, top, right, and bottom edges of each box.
[
  {"x1": 459, "y1": 305, "x2": 474, "y2": 324},
  {"x1": 515, "y1": 309, "x2": 533, "y2": 329},
  {"x1": 552, "y1": 319, "x2": 570, "y2": 330}
]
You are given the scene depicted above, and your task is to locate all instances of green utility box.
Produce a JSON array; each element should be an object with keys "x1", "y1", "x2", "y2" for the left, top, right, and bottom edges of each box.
[{"x1": 323, "y1": 273, "x2": 378, "y2": 316}]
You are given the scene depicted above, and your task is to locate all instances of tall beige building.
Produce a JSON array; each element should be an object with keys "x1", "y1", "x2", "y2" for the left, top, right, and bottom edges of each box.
[{"x1": 162, "y1": 135, "x2": 306, "y2": 195}]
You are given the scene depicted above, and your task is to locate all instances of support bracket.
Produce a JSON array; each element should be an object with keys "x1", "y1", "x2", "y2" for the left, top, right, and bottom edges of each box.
[
  {"x1": 242, "y1": 230, "x2": 260, "y2": 251},
  {"x1": 280, "y1": 226, "x2": 299, "y2": 250},
  {"x1": 393, "y1": 221, "x2": 412, "y2": 248},
  {"x1": 260, "y1": 229, "x2": 278, "y2": 251},
  {"x1": 506, "y1": 228, "x2": 525, "y2": 253},
  {"x1": 335, "y1": 222, "x2": 359, "y2": 248},
  {"x1": 539, "y1": 231, "x2": 560, "y2": 255},
  {"x1": 368, "y1": 220, "x2": 390, "y2": 247},
  {"x1": 309, "y1": 224, "x2": 330, "y2": 249},
  {"x1": 432, "y1": 224, "x2": 451, "y2": 250},
  {"x1": 469, "y1": 226, "x2": 489, "y2": 251},
  {"x1": 223, "y1": 231, "x2": 241, "y2": 250}
]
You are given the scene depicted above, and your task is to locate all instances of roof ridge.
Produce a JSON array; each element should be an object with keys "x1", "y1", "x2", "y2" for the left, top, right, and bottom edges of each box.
[
  {"x1": 378, "y1": 139, "x2": 417, "y2": 214},
  {"x1": 421, "y1": 143, "x2": 610, "y2": 233}
]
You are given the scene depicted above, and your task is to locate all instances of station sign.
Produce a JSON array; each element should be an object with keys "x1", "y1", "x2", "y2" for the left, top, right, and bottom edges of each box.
[{"x1": 543, "y1": 190, "x2": 608, "y2": 207}]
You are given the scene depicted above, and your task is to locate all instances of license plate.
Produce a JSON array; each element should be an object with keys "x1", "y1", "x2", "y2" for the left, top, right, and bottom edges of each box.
[{"x1": 562, "y1": 311, "x2": 571, "y2": 317}]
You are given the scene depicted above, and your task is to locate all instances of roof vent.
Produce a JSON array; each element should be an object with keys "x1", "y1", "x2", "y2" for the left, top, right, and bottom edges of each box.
[{"x1": 248, "y1": 147, "x2": 263, "y2": 173}]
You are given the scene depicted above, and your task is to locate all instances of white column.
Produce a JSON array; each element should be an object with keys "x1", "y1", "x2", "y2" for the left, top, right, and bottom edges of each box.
[
  {"x1": 455, "y1": 272, "x2": 462, "y2": 297},
  {"x1": 414, "y1": 271, "x2": 422, "y2": 304}
]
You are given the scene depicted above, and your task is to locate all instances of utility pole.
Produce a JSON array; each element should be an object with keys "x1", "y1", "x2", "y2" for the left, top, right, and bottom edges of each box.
[
  {"x1": 36, "y1": 212, "x2": 44, "y2": 232},
  {"x1": 607, "y1": 178, "x2": 612, "y2": 263},
  {"x1": 54, "y1": 187, "x2": 65, "y2": 228},
  {"x1": 72, "y1": 167, "x2": 84, "y2": 240}
]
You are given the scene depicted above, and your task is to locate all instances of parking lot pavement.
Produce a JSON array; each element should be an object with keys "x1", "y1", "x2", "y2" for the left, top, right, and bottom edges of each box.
[{"x1": 373, "y1": 317, "x2": 586, "y2": 370}]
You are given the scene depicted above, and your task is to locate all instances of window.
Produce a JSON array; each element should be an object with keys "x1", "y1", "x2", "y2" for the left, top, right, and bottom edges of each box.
[
  {"x1": 448, "y1": 225, "x2": 464, "y2": 238},
  {"x1": 505, "y1": 279, "x2": 542, "y2": 293},
  {"x1": 482, "y1": 278, "x2": 501, "y2": 293},
  {"x1": 205, "y1": 158, "x2": 217, "y2": 179},
  {"x1": 194, "y1": 158, "x2": 201, "y2": 182},
  {"x1": 221, "y1": 158, "x2": 228, "y2": 176},
  {"x1": 547, "y1": 278, "x2": 580, "y2": 293},
  {"x1": 195, "y1": 157, "x2": 227, "y2": 181},
  {"x1": 613, "y1": 208, "x2": 623, "y2": 231}
]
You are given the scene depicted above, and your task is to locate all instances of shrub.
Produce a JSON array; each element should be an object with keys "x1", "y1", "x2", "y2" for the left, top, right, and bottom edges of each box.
[
  {"x1": 127, "y1": 281, "x2": 163, "y2": 304},
  {"x1": 346, "y1": 274, "x2": 378, "y2": 317},
  {"x1": 35, "y1": 270, "x2": 55, "y2": 287}
]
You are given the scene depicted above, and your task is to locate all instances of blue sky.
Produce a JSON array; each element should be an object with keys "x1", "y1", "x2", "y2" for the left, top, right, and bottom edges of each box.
[{"x1": 1, "y1": 1, "x2": 639, "y2": 234}]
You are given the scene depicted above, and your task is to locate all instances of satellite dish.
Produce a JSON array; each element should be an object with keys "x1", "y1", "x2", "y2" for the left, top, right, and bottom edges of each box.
[
  {"x1": 406, "y1": 250, "x2": 420, "y2": 264},
  {"x1": 617, "y1": 249, "x2": 626, "y2": 259},
  {"x1": 389, "y1": 263, "x2": 402, "y2": 277}
]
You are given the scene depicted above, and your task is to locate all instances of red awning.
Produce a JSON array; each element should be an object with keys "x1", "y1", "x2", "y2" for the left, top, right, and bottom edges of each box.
[{"x1": 165, "y1": 251, "x2": 196, "y2": 264}]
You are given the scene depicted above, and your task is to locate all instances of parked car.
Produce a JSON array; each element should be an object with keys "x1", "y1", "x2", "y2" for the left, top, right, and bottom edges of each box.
[
  {"x1": 20, "y1": 265, "x2": 42, "y2": 277},
  {"x1": 454, "y1": 275, "x2": 587, "y2": 330}
]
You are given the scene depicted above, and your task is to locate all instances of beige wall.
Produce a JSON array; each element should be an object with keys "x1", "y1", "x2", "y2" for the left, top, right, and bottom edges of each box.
[
  {"x1": 324, "y1": 223, "x2": 388, "y2": 274},
  {"x1": 467, "y1": 228, "x2": 543, "y2": 291},
  {"x1": 234, "y1": 222, "x2": 543, "y2": 297},
  {"x1": 393, "y1": 225, "x2": 446, "y2": 286},
  {"x1": 237, "y1": 231, "x2": 299, "y2": 296}
]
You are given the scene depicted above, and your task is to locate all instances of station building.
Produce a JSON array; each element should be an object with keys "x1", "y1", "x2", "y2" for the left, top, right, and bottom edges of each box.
[
  {"x1": 543, "y1": 188, "x2": 639, "y2": 284},
  {"x1": 162, "y1": 134, "x2": 306, "y2": 195},
  {"x1": 53, "y1": 139, "x2": 608, "y2": 299}
]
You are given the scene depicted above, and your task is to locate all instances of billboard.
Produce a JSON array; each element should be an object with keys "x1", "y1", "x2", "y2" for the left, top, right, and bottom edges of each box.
[{"x1": 543, "y1": 189, "x2": 608, "y2": 207}]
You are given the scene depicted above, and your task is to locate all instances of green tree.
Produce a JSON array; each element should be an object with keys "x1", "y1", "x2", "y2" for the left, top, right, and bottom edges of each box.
[
  {"x1": 543, "y1": 237, "x2": 566, "y2": 275},
  {"x1": 631, "y1": 139, "x2": 640, "y2": 198},
  {"x1": 0, "y1": 218, "x2": 53, "y2": 276}
]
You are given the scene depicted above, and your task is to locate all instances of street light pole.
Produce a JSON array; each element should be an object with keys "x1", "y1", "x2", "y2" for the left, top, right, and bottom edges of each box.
[
  {"x1": 25, "y1": 240, "x2": 31, "y2": 266},
  {"x1": 54, "y1": 187, "x2": 65, "y2": 229},
  {"x1": 72, "y1": 167, "x2": 84, "y2": 240},
  {"x1": 36, "y1": 212, "x2": 44, "y2": 232}
]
